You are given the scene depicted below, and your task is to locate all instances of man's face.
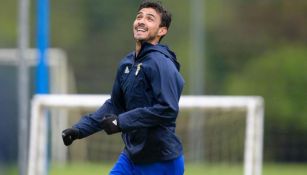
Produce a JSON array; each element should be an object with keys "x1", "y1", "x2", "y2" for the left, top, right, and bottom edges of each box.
[{"x1": 133, "y1": 8, "x2": 167, "y2": 44}]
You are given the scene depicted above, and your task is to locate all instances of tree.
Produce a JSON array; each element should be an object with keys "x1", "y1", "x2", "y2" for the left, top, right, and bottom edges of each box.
[{"x1": 225, "y1": 45, "x2": 307, "y2": 161}]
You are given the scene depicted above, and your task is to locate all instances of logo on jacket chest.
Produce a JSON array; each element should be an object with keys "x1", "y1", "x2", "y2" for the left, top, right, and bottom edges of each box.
[
  {"x1": 124, "y1": 63, "x2": 142, "y2": 75},
  {"x1": 135, "y1": 63, "x2": 142, "y2": 76},
  {"x1": 124, "y1": 66, "x2": 130, "y2": 74},
  {"x1": 121, "y1": 63, "x2": 145, "y2": 94}
]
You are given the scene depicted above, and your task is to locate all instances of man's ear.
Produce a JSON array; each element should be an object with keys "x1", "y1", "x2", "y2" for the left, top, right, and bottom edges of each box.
[{"x1": 158, "y1": 27, "x2": 168, "y2": 37}]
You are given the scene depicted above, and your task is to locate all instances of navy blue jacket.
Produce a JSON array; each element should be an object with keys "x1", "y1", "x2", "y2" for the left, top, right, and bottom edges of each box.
[{"x1": 74, "y1": 42, "x2": 185, "y2": 163}]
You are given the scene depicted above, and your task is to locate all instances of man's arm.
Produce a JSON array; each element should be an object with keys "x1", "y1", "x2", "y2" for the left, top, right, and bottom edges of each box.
[
  {"x1": 62, "y1": 66, "x2": 125, "y2": 145},
  {"x1": 72, "y1": 99, "x2": 122, "y2": 138}
]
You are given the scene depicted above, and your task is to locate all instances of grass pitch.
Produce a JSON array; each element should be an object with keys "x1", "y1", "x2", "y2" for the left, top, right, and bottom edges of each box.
[
  {"x1": 6, "y1": 162, "x2": 307, "y2": 175},
  {"x1": 49, "y1": 162, "x2": 307, "y2": 175}
]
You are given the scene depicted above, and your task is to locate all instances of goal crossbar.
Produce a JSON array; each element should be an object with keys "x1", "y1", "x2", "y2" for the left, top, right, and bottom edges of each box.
[{"x1": 28, "y1": 94, "x2": 264, "y2": 175}]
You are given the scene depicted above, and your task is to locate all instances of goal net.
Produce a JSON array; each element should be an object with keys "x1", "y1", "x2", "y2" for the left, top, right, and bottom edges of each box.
[{"x1": 28, "y1": 94, "x2": 264, "y2": 175}]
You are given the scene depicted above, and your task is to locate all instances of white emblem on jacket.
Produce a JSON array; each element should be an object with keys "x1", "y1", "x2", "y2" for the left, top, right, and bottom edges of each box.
[
  {"x1": 124, "y1": 66, "x2": 130, "y2": 74},
  {"x1": 135, "y1": 63, "x2": 142, "y2": 76}
]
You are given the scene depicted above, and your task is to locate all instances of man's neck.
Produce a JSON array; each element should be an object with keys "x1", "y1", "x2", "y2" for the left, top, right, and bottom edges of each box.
[
  {"x1": 135, "y1": 40, "x2": 159, "y2": 57},
  {"x1": 135, "y1": 41, "x2": 142, "y2": 57}
]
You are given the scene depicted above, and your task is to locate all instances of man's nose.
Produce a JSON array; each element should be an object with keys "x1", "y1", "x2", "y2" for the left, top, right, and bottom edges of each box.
[{"x1": 138, "y1": 17, "x2": 145, "y2": 24}]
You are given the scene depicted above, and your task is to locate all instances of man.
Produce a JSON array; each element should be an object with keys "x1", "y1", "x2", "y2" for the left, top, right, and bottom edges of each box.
[{"x1": 62, "y1": 1, "x2": 185, "y2": 174}]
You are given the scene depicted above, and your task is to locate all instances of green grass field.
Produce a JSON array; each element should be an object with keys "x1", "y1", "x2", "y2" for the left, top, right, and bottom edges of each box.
[
  {"x1": 50, "y1": 163, "x2": 307, "y2": 175},
  {"x1": 6, "y1": 163, "x2": 307, "y2": 175}
]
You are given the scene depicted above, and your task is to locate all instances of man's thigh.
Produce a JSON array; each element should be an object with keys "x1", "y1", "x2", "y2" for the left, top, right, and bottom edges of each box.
[
  {"x1": 109, "y1": 154, "x2": 184, "y2": 175},
  {"x1": 109, "y1": 153, "x2": 134, "y2": 175},
  {"x1": 134, "y1": 155, "x2": 184, "y2": 175}
]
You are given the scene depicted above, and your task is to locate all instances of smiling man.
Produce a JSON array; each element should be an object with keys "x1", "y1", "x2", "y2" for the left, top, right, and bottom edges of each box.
[
  {"x1": 62, "y1": 1, "x2": 185, "y2": 174},
  {"x1": 133, "y1": 4, "x2": 169, "y2": 55}
]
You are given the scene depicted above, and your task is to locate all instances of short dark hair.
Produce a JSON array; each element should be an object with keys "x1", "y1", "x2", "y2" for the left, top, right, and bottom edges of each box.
[{"x1": 138, "y1": 1, "x2": 172, "y2": 29}]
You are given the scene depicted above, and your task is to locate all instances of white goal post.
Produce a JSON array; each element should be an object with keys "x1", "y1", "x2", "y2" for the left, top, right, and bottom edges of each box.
[{"x1": 28, "y1": 94, "x2": 264, "y2": 175}]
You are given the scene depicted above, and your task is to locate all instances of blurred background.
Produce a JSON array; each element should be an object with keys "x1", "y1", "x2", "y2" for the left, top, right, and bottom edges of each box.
[{"x1": 0, "y1": 0, "x2": 306, "y2": 175}]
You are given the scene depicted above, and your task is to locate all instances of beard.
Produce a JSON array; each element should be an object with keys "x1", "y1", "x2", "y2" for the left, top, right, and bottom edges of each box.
[
  {"x1": 134, "y1": 30, "x2": 159, "y2": 44},
  {"x1": 137, "y1": 35, "x2": 156, "y2": 44}
]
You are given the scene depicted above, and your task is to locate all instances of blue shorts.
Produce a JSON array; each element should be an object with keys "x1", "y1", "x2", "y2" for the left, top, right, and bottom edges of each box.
[{"x1": 109, "y1": 153, "x2": 184, "y2": 175}]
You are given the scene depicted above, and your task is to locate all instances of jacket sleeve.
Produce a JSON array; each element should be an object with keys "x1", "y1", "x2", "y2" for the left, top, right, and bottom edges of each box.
[
  {"x1": 73, "y1": 67, "x2": 125, "y2": 138},
  {"x1": 118, "y1": 56, "x2": 184, "y2": 131}
]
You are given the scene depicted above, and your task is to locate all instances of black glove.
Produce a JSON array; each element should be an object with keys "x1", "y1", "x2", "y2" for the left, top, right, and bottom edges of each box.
[
  {"x1": 62, "y1": 128, "x2": 79, "y2": 146},
  {"x1": 101, "y1": 114, "x2": 121, "y2": 135}
]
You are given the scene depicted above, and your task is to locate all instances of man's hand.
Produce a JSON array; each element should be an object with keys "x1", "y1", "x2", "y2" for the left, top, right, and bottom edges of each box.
[
  {"x1": 101, "y1": 114, "x2": 121, "y2": 135},
  {"x1": 62, "y1": 128, "x2": 79, "y2": 146}
]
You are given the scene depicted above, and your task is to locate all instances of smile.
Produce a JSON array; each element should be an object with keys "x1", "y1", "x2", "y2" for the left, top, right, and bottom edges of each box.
[
  {"x1": 137, "y1": 29, "x2": 146, "y2": 32},
  {"x1": 135, "y1": 26, "x2": 147, "y2": 32}
]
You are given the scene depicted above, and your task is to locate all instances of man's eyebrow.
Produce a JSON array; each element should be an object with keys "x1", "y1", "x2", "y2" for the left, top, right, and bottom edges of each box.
[
  {"x1": 136, "y1": 12, "x2": 156, "y2": 18},
  {"x1": 146, "y1": 13, "x2": 156, "y2": 18}
]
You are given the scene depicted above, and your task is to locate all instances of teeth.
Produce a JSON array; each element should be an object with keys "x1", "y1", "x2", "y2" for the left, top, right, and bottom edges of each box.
[{"x1": 136, "y1": 28, "x2": 146, "y2": 32}]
